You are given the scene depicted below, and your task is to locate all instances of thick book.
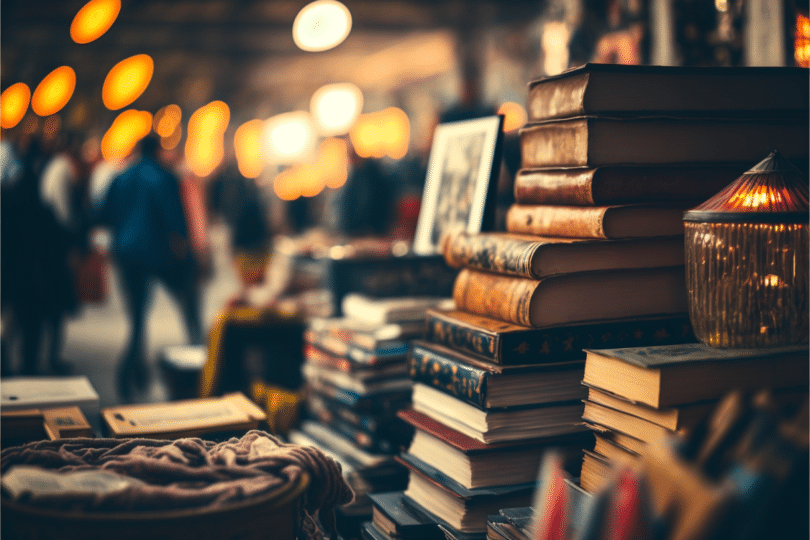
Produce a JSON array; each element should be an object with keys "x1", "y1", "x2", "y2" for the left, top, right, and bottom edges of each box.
[
  {"x1": 452, "y1": 267, "x2": 688, "y2": 328},
  {"x1": 585, "y1": 385, "x2": 714, "y2": 432},
  {"x1": 442, "y1": 230, "x2": 685, "y2": 278},
  {"x1": 584, "y1": 422, "x2": 647, "y2": 456},
  {"x1": 424, "y1": 309, "x2": 694, "y2": 366},
  {"x1": 368, "y1": 491, "x2": 443, "y2": 540},
  {"x1": 582, "y1": 399, "x2": 680, "y2": 445},
  {"x1": 399, "y1": 409, "x2": 586, "y2": 489},
  {"x1": 101, "y1": 392, "x2": 266, "y2": 438},
  {"x1": 526, "y1": 63, "x2": 809, "y2": 121},
  {"x1": 592, "y1": 432, "x2": 641, "y2": 466},
  {"x1": 519, "y1": 116, "x2": 808, "y2": 168},
  {"x1": 504, "y1": 203, "x2": 689, "y2": 239},
  {"x1": 411, "y1": 382, "x2": 585, "y2": 444},
  {"x1": 400, "y1": 455, "x2": 536, "y2": 534},
  {"x1": 512, "y1": 164, "x2": 747, "y2": 206},
  {"x1": 582, "y1": 343, "x2": 809, "y2": 408},
  {"x1": 408, "y1": 340, "x2": 586, "y2": 409},
  {"x1": 579, "y1": 449, "x2": 613, "y2": 493}
]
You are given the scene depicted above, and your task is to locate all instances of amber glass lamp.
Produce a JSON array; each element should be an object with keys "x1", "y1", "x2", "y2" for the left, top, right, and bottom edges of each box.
[{"x1": 683, "y1": 151, "x2": 809, "y2": 348}]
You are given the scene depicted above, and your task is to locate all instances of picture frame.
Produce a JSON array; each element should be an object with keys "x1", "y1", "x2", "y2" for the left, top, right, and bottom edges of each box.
[{"x1": 413, "y1": 115, "x2": 504, "y2": 255}]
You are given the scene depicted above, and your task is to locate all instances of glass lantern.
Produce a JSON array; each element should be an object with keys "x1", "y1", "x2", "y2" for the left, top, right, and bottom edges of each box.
[{"x1": 683, "y1": 151, "x2": 809, "y2": 348}]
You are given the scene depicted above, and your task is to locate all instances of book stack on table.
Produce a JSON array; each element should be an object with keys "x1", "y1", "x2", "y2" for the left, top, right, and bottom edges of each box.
[
  {"x1": 578, "y1": 342, "x2": 809, "y2": 493},
  {"x1": 290, "y1": 294, "x2": 453, "y2": 535}
]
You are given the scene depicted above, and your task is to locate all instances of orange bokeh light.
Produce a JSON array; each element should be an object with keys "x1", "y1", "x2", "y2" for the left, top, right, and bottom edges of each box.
[
  {"x1": 498, "y1": 101, "x2": 527, "y2": 132},
  {"x1": 185, "y1": 100, "x2": 230, "y2": 178},
  {"x1": 349, "y1": 107, "x2": 409, "y2": 159},
  {"x1": 31, "y1": 66, "x2": 76, "y2": 117},
  {"x1": 101, "y1": 109, "x2": 153, "y2": 161},
  {"x1": 70, "y1": 0, "x2": 121, "y2": 44},
  {"x1": 318, "y1": 137, "x2": 349, "y2": 189},
  {"x1": 154, "y1": 104, "x2": 182, "y2": 138},
  {"x1": 102, "y1": 54, "x2": 154, "y2": 110},
  {"x1": 234, "y1": 119, "x2": 265, "y2": 179},
  {"x1": 1, "y1": 83, "x2": 31, "y2": 129}
]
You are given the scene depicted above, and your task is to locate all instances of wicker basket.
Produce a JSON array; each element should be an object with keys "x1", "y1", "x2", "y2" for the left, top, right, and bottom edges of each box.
[{"x1": 1, "y1": 473, "x2": 308, "y2": 540}]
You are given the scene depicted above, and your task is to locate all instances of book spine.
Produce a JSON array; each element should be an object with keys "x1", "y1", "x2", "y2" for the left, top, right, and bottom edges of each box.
[
  {"x1": 453, "y1": 269, "x2": 539, "y2": 327},
  {"x1": 520, "y1": 118, "x2": 589, "y2": 168},
  {"x1": 527, "y1": 71, "x2": 589, "y2": 122},
  {"x1": 442, "y1": 230, "x2": 539, "y2": 279},
  {"x1": 514, "y1": 168, "x2": 598, "y2": 206},
  {"x1": 506, "y1": 204, "x2": 610, "y2": 239},
  {"x1": 424, "y1": 312, "x2": 501, "y2": 363},
  {"x1": 407, "y1": 344, "x2": 489, "y2": 409}
]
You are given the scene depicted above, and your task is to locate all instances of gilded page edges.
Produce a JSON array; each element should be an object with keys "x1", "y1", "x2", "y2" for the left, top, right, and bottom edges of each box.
[{"x1": 528, "y1": 71, "x2": 589, "y2": 121}]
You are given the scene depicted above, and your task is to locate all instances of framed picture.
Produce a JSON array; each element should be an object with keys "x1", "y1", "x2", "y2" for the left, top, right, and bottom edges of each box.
[{"x1": 413, "y1": 115, "x2": 504, "y2": 255}]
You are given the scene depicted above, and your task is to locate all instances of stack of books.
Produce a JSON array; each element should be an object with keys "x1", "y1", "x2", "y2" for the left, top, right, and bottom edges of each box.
[
  {"x1": 579, "y1": 342, "x2": 809, "y2": 493},
  {"x1": 292, "y1": 293, "x2": 453, "y2": 533}
]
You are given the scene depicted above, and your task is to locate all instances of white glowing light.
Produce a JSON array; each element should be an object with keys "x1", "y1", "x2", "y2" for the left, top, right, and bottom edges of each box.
[
  {"x1": 262, "y1": 111, "x2": 316, "y2": 164},
  {"x1": 311, "y1": 83, "x2": 363, "y2": 135},
  {"x1": 293, "y1": 0, "x2": 352, "y2": 52}
]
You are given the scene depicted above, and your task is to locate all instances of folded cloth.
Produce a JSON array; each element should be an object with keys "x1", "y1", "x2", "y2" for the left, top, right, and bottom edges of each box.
[{"x1": 1, "y1": 430, "x2": 354, "y2": 539}]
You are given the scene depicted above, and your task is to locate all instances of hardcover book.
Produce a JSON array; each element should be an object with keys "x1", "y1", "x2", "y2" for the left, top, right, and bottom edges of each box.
[
  {"x1": 526, "y1": 63, "x2": 809, "y2": 121},
  {"x1": 308, "y1": 316, "x2": 424, "y2": 352},
  {"x1": 411, "y1": 382, "x2": 585, "y2": 444},
  {"x1": 424, "y1": 309, "x2": 694, "y2": 366},
  {"x1": 408, "y1": 340, "x2": 586, "y2": 409},
  {"x1": 399, "y1": 409, "x2": 587, "y2": 489},
  {"x1": 441, "y1": 230, "x2": 685, "y2": 278},
  {"x1": 305, "y1": 344, "x2": 408, "y2": 379},
  {"x1": 504, "y1": 203, "x2": 688, "y2": 239},
  {"x1": 101, "y1": 392, "x2": 266, "y2": 438},
  {"x1": 512, "y1": 164, "x2": 747, "y2": 206},
  {"x1": 582, "y1": 343, "x2": 809, "y2": 408},
  {"x1": 452, "y1": 267, "x2": 688, "y2": 328},
  {"x1": 368, "y1": 491, "x2": 443, "y2": 540},
  {"x1": 519, "y1": 116, "x2": 808, "y2": 169},
  {"x1": 582, "y1": 399, "x2": 681, "y2": 445},
  {"x1": 305, "y1": 329, "x2": 411, "y2": 366},
  {"x1": 342, "y1": 293, "x2": 454, "y2": 325}
]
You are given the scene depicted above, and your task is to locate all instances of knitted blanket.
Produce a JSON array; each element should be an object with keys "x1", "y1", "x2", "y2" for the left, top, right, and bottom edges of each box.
[{"x1": 1, "y1": 430, "x2": 354, "y2": 539}]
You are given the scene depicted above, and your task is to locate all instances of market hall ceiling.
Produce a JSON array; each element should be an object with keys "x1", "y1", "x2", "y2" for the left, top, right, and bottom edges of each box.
[{"x1": 1, "y1": 0, "x2": 544, "y2": 127}]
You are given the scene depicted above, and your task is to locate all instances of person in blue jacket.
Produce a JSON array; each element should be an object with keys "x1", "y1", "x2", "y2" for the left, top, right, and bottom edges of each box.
[{"x1": 96, "y1": 135, "x2": 202, "y2": 400}]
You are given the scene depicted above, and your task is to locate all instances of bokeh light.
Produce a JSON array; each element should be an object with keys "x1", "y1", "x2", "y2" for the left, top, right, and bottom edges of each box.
[
  {"x1": 102, "y1": 54, "x2": 154, "y2": 110},
  {"x1": 234, "y1": 119, "x2": 265, "y2": 179},
  {"x1": 311, "y1": 83, "x2": 363, "y2": 136},
  {"x1": 349, "y1": 107, "x2": 410, "y2": 159},
  {"x1": 263, "y1": 111, "x2": 316, "y2": 165},
  {"x1": 70, "y1": 0, "x2": 121, "y2": 44},
  {"x1": 185, "y1": 100, "x2": 230, "y2": 177},
  {"x1": 498, "y1": 102, "x2": 527, "y2": 132},
  {"x1": 101, "y1": 109, "x2": 152, "y2": 161},
  {"x1": 153, "y1": 104, "x2": 182, "y2": 137},
  {"x1": 318, "y1": 137, "x2": 349, "y2": 189},
  {"x1": 1, "y1": 83, "x2": 31, "y2": 129},
  {"x1": 293, "y1": 0, "x2": 352, "y2": 52},
  {"x1": 31, "y1": 66, "x2": 76, "y2": 117}
]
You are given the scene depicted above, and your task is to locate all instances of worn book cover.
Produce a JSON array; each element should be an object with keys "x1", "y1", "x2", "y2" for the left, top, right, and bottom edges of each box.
[
  {"x1": 408, "y1": 340, "x2": 585, "y2": 409},
  {"x1": 513, "y1": 164, "x2": 747, "y2": 206},
  {"x1": 424, "y1": 309, "x2": 694, "y2": 366},
  {"x1": 504, "y1": 203, "x2": 689, "y2": 239},
  {"x1": 452, "y1": 267, "x2": 688, "y2": 328},
  {"x1": 526, "y1": 63, "x2": 809, "y2": 121},
  {"x1": 582, "y1": 343, "x2": 809, "y2": 408},
  {"x1": 442, "y1": 230, "x2": 685, "y2": 278},
  {"x1": 519, "y1": 116, "x2": 808, "y2": 169}
]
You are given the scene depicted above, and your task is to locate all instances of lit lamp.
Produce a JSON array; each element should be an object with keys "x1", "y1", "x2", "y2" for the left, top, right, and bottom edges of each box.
[{"x1": 683, "y1": 151, "x2": 809, "y2": 348}]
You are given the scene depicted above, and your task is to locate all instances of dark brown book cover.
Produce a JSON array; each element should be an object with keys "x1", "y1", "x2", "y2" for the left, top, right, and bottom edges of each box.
[
  {"x1": 513, "y1": 165, "x2": 746, "y2": 206},
  {"x1": 526, "y1": 63, "x2": 809, "y2": 122},
  {"x1": 424, "y1": 308, "x2": 694, "y2": 366},
  {"x1": 504, "y1": 203, "x2": 688, "y2": 239},
  {"x1": 519, "y1": 116, "x2": 809, "y2": 169}
]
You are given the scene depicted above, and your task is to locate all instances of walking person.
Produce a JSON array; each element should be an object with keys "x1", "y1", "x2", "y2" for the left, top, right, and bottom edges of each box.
[{"x1": 95, "y1": 135, "x2": 203, "y2": 400}]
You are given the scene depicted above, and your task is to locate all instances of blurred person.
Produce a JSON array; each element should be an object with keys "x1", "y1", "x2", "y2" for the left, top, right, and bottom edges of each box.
[
  {"x1": 94, "y1": 134, "x2": 203, "y2": 400},
  {"x1": 1, "y1": 135, "x2": 75, "y2": 375}
]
